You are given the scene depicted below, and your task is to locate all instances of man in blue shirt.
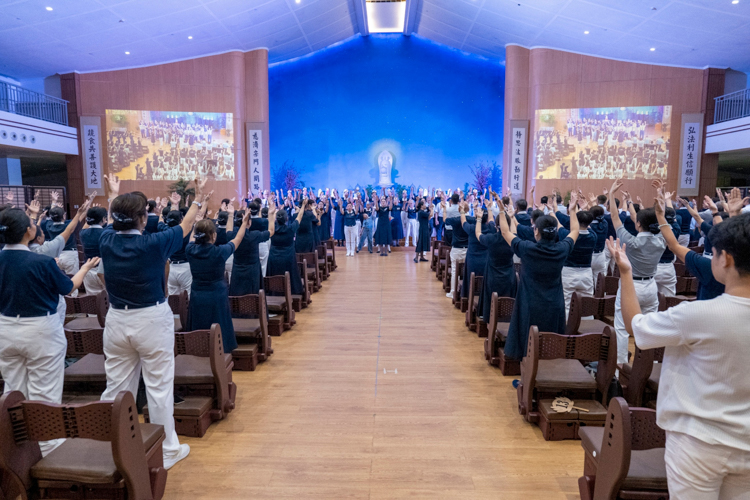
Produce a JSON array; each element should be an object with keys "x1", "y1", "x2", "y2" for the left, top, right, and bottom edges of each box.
[{"x1": 558, "y1": 209, "x2": 597, "y2": 318}]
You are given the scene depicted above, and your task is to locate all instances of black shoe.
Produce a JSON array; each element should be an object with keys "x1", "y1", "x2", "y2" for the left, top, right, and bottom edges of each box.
[
  {"x1": 413, "y1": 257, "x2": 419, "y2": 263},
  {"x1": 174, "y1": 394, "x2": 185, "y2": 405},
  {"x1": 419, "y1": 257, "x2": 428, "y2": 262}
]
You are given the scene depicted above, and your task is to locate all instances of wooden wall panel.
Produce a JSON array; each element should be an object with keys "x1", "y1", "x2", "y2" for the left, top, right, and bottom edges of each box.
[{"x1": 60, "y1": 49, "x2": 269, "y2": 207}]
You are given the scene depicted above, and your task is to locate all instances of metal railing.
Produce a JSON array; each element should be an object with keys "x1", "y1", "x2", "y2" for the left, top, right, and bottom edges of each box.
[
  {"x1": 0, "y1": 82, "x2": 69, "y2": 126},
  {"x1": 0, "y1": 185, "x2": 67, "y2": 213},
  {"x1": 714, "y1": 88, "x2": 750, "y2": 124}
]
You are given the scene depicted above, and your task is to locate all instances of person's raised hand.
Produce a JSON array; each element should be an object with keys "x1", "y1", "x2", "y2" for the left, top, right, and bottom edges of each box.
[
  {"x1": 170, "y1": 192, "x2": 181, "y2": 206},
  {"x1": 654, "y1": 195, "x2": 666, "y2": 218},
  {"x1": 195, "y1": 175, "x2": 207, "y2": 194},
  {"x1": 203, "y1": 190, "x2": 214, "y2": 204},
  {"x1": 704, "y1": 195, "x2": 719, "y2": 214},
  {"x1": 569, "y1": 192, "x2": 578, "y2": 214},
  {"x1": 606, "y1": 237, "x2": 631, "y2": 275},
  {"x1": 610, "y1": 179, "x2": 623, "y2": 197},
  {"x1": 82, "y1": 257, "x2": 101, "y2": 271},
  {"x1": 103, "y1": 176, "x2": 119, "y2": 198},
  {"x1": 242, "y1": 209, "x2": 252, "y2": 227},
  {"x1": 475, "y1": 206, "x2": 484, "y2": 219},
  {"x1": 727, "y1": 187, "x2": 749, "y2": 217},
  {"x1": 651, "y1": 179, "x2": 664, "y2": 191},
  {"x1": 636, "y1": 195, "x2": 643, "y2": 206},
  {"x1": 602, "y1": 186, "x2": 609, "y2": 196},
  {"x1": 195, "y1": 210, "x2": 204, "y2": 222},
  {"x1": 25, "y1": 199, "x2": 41, "y2": 217}
]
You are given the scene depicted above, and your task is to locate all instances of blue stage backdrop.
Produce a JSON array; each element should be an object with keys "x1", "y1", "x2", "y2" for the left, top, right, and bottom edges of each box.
[{"x1": 268, "y1": 34, "x2": 504, "y2": 193}]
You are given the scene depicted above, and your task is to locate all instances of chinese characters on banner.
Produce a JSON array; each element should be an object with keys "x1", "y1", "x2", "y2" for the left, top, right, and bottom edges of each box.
[
  {"x1": 510, "y1": 126, "x2": 527, "y2": 196},
  {"x1": 82, "y1": 125, "x2": 102, "y2": 189},
  {"x1": 679, "y1": 121, "x2": 700, "y2": 190},
  {"x1": 248, "y1": 129, "x2": 263, "y2": 193}
]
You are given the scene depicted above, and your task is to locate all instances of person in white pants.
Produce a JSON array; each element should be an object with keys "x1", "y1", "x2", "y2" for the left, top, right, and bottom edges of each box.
[
  {"x1": 588, "y1": 207, "x2": 609, "y2": 284},
  {"x1": 444, "y1": 203, "x2": 468, "y2": 299},
  {"x1": 164, "y1": 210, "x2": 193, "y2": 297},
  {"x1": 654, "y1": 207, "x2": 681, "y2": 297},
  {"x1": 404, "y1": 200, "x2": 418, "y2": 246},
  {"x1": 607, "y1": 179, "x2": 665, "y2": 364},
  {"x1": 340, "y1": 199, "x2": 360, "y2": 256},
  {"x1": 610, "y1": 209, "x2": 750, "y2": 499},
  {"x1": 559, "y1": 211, "x2": 597, "y2": 319},
  {"x1": 98, "y1": 175, "x2": 203, "y2": 469},
  {"x1": 0, "y1": 207, "x2": 99, "y2": 456}
]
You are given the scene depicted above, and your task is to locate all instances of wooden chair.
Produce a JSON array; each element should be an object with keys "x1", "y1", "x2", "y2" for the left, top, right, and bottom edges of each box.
[
  {"x1": 578, "y1": 398, "x2": 668, "y2": 500},
  {"x1": 675, "y1": 276, "x2": 698, "y2": 296},
  {"x1": 566, "y1": 292, "x2": 615, "y2": 335},
  {"x1": 430, "y1": 239, "x2": 440, "y2": 271},
  {"x1": 441, "y1": 250, "x2": 453, "y2": 292},
  {"x1": 673, "y1": 261, "x2": 691, "y2": 278},
  {"x1": 146, "y1": 325, "x2": 235, "y2": 438},
  {"x1": 63, "y1": 328, "x2": 107, "y2": 396},
  {"x1": 0, "y1": 390, "x2": 167, "y2": 500},
  {"x1": 436, "y1": 244, "x2": 451, "y2": 281},
  {"x1": 63, "y1": 290, "x2": 108, "y2": 331},
  {"x1": 453, "y1": 261, "x2": 465, "y2": 310},
  {"x1": 657, "y1": 293, "x2": 693, "y2": 311},
  {"x1": 618, "y1": 347, "x2": 664, "y2": 409},
  {"x1": 264, "y1": 272, "x2": 295, "y2": 336},
  {"x1": 168, "y1": 290, "x2": 189, "y2": 332},
  {"x1": 595, "y1": 272, "x2": 619, "y2": 297},
  {"x1": 484, "y1": 294, "x2": 516, "y2": 374},
  {"x1": 296, "y1": 259, "x2": 312, "y2": 309},
  {"x1": 297, "y1": 252, "x2": 321, "y2": 292},
  {"x1": 324, "y1": 239, "x2": 337, "y2": 271},
  {"x1": 517, "y1": 326, "x2": 617, "y2": 441},
  {"x1": 228, "y1": 291, "x2": 272, "y2": 371},
  {"x1": 465, "y1": 274, "x2": 486, "y2": 337},
  {"x1": 316, "y1": 244, "x2": 330, "y2": 280}
]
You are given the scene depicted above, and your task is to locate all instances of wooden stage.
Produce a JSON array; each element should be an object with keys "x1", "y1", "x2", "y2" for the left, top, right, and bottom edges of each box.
[{"x1": 163, "y1": 248, "x2": 583, "y2": 499}]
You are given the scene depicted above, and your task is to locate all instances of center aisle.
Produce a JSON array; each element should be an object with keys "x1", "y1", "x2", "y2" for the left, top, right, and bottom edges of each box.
[{"x1": 164, "y1": 249, "x2": 583, "y2": 499}]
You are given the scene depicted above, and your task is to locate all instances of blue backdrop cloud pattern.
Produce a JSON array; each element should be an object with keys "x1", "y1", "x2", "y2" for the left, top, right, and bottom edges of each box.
[{"x1": 269, "y1": 34, "x2": 505, "y2": 192}]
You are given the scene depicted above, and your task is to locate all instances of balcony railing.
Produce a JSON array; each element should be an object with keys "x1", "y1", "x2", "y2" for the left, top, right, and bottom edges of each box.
[
  {"x1": 0, "y1": 82, "x2": 69, "y2": 126},
  {"x1": 714, "y1": 88, "x2": 750, "y2": 124}
]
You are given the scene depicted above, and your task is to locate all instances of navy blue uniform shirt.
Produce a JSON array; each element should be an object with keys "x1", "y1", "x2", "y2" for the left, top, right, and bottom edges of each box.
[
  {"x1": 0, "y1": 246, "x2": 73, "y2": 317},
  {"x1": 558, "y1": 228, "x2": 597, "y2": 267}
]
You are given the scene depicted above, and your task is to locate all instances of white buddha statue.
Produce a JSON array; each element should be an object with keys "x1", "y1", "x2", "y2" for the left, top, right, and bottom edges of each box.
[{"x1": 377, "y1": 150, "x2": 393, "y2": 188}]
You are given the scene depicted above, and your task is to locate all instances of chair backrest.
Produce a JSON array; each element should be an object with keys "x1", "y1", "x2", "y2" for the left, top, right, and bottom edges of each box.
[
  {"x1": 603, "y1": 276, "x2": 619, "y2": 295},
  {"x1": 264, "y1": 272, "x2": 293, "y2": 319},
  {"x1": 675, "y1": 276, "x2": 697, "y2": 296},
  {"x1": 438, "y1": 244, "x2": 451, "y2": 259},
  {"x1": 566, "y1": 292, "x2": 615, "y2": 335},
  {"x1": 673, "y1": 261, "x2": 691, "y2": 278},
  {"x1": 175, "y1": 325, "x2": 232, "y2": 416},
  {"x1": 593, "y1": 398, "x2": 666, "y2": 500},
  {"x1": 296, "y1": 252, "x2": 317, "y2": 270},
  {"x1": 65, "y1": 328, "x2": 104, "y2": 357},
  {"x1": 0, "y1": 391, "x2": 155, "y2": 500},
  {"x1": 488, "y1": 294, "x2": 514, "y2": 350},
  {"x1": 228, "y1": 291, "x2": 270, "y2": 357},
  {"x1": 168, "y1": 290, "x2": 189, "y2": 330},
  {"x1": 297, "y1": 259, "x2": 310, "y2": 301},
  {"x1": 64, "y1": 290, "x2": 108, "y2": 328},
  {"x1": 658, "y1": 292, "x2": 692, "y2": 311}
]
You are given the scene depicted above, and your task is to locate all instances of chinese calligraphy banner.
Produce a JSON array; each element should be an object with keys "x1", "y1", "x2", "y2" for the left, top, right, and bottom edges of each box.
[
  {"x1": 509, "y1": 120, "x2": 528, "y2": 197},
  {"x1": 104, "y1": 110, "x2": 235, "y2": 182},
  {"x1": 533, "y1": 105, "x2": 672, "y2": 180},
  {"x1": 678, "y1": 113, "x2": 703, "y2": 196},
  {"x1": 82, "y1": 124, "x2": 102, "y2": 190},
  {"x1": 247, "y1": 129, "x2": 264, "y2": 194}
]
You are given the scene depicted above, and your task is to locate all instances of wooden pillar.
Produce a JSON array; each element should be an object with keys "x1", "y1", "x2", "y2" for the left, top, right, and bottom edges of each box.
[
  {"x1": 60, "y1": 72, "x2": 85, "y2": 206},
  {"x1": 699, "y1": 68, "x2": 725, "y2": 198},
  {"x1": 244, "y1": 49, "x2": 270, "y2": 192},
  {"x1": 503, "y1": 45, "x2": 530, "y2": 196}
]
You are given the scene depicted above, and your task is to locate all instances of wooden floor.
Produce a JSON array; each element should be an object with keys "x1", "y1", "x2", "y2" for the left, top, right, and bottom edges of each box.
[{"x1": 164, "y1": 248, "x2": 583, "y2": 499}]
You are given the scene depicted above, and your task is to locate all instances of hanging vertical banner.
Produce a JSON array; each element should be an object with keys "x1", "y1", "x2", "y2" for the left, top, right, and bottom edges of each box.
[
  {"x1": 509, "y1": 120, "x2": 528, "y2": 197},
  {"x1": 82, "y1": 124, "x2": 102, "y2": 190},
  {"x1": 247, "y1": 129, "x2": 263, "y2": 194},
  {"x1": 677, "y1": 113, "x2": 704, "y2": 196}
]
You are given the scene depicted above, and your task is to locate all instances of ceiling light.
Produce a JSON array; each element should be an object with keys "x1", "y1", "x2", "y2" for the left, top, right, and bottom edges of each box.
[
  {"x1": 125, "y1": 51, "x2": 130, "y2": 55},
  {"x1": 295, "y1": 0, "x2": 301, "y2": 3},
  {"x1": 45, "y1": 6, "x2": 53, "y2": 10},
  {"x1": 732, "y1": 0, "x2": 739, "y2": 4},
  {"x1": 365, "y1": 0, "x2": 407, "y2": 33},
  {"x1": 650, "y1": 47, "x2": 656, "y2": 51},
  {"x1": 188, "y1": 36, "x2": 193, "y2": 39},
  {"x1": 584, "y1": 30, "x2": 589, "y2": 34}
]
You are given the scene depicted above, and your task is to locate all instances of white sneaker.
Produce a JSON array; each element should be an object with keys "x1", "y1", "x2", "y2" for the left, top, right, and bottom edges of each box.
[
  {"x1": 446, "y1": 292, "x2": 453, "y2": 299},
  {"x1": 164, "y1": 444, "x2": 190, "y2": 470}
]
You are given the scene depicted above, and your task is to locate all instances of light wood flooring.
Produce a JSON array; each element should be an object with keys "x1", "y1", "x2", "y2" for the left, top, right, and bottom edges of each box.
[{"x1": 163, "y1": 247, "x2": 584, "y2": 499}]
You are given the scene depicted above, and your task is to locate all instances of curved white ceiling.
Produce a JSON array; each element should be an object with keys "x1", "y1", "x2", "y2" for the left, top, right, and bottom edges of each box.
[{"x1": 0, "y1": 0, "x2": 748, "y2": 80}]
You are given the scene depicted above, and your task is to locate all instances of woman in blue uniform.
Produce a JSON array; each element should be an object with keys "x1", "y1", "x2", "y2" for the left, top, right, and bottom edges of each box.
[
  {"x1": 186, "y1": 209, "x2": 252, "y2": 352},
  {"x1": 318, "y1": 196, "x2": 332, "y2": 242},
  {"x1": 98, "y1": 175, "x2": 204, "y2": 469},
  {"x1": 492, "y1": 193, "x2": 579, "y2": 362},
  {"x1": 413, "y1": 198, "x2": 434, "y2": 262},
  {"x1": 460, "y1": 202, "x2": 495, "y2": 300},
  {"x1": 390, "y1": 197, "x2": 404, "y2": 247},
  {"x1": 332, "y1": 191, "x2": 345, "y2": 247},
  {"x1": 46, "y1": 206, "x2": 80, "y2": 275},
  {"x1": 373, "y1": 193, "x2": 393, "y2": 256},
  {"x1": 268, "y1": 204, "x2": 306, "y2": 295},
  {"x1": 341, "y1": 200, "x2": 360, "y2": 257},
  {"x1": 79, "y1": 206, "x2": 108, "y2": 295},
  {"x1": 227, "y1": 202, "x2": 275, "y2": 297},
  {"x1": 475, "y1": 209, "x2": 517, "y2": 325},
  {"x1": 295, "y1": 200, "x2": 319, "y2": 253},
  {"x1": 0, "y1": 207, "x2": 99, "y2": 455}
]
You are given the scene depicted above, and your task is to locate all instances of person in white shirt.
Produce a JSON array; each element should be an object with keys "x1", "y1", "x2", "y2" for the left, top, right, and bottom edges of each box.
[{"x1": 611, "y1": 203, "x2": 750, "y2": 499}]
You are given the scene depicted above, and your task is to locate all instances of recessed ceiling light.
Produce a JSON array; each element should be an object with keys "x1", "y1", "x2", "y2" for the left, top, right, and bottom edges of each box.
[
  {"x1": 650, "y1": 47, "x2": 656, "y2": 51},
  {"x1": 584, "y1": 30, "x2": 589, "y2": 34},
  {"x1": 732, "y1": 0, "x2": 739, "y2": 4},
  {"x1": 45, "y1": 6, "x2": 53, "y2": 10},
  {"x1": 188, "y1": 36, "x2": 193, "y2": 39},
  {"x1": 295, "y1": 0, "x2": 300, "y2": 3},
  {"x1": 125, "y1": 51, "x2": 130, "y2": 55}
]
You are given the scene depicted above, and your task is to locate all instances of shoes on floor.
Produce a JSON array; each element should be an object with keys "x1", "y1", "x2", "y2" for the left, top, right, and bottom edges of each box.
[
  {"x1": 419, "y1": 257, "x2": 428, "y2": 262},
  {"x1": 446, "y1": 292, "x2": 453, "y2": 299},
  {"x1": 164, "y1": 444, "x2": 190, "y2": 470},
  {"x1": 413, "y1": 257, "x2": 419, "y2": 263},
  {"x1": 512, "y1": 379, "x2": 520, "y2": 389}
]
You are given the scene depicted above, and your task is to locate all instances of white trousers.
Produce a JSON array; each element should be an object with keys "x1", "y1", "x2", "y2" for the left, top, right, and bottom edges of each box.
[
  {"x1": 678, "y1": 234, "x2": 690, "y2": 247},
  {"x1": 0, "y1": 313, "x2": 66, "y2": 456},
  {"x1": 603, "y1": 245, "x2": 615, "y2": 274},
  {"x1": 58, "y1": 249, "x2": 80, "y2": 275},
  {"x1": 562, "y1": 266, "x2": 594, "y2": 320},
  {"x1": 401, "y1": 212, "x2": 408, "y2": 241},
  {"x1": 345, "y1": 225, "x2": 358, "y2": 256},
  {"x1": 405, "y1": 219, "x2": 418, "y2": 246},
  {"x1": 355, "y1": 220, "x2": 361, "y2": 249},
  {"x1": 225, "y1": 253, "x2": 234, "y2": 282},
  {"x1": 258, "y1": 242, "x2": 269, "y2": 277},
  {"x1": 83, "y1": 268, "x2": 105, "y2": 295},
  {"x1": 168, "y1": 262, "x2": 192, "y2": 298},
  {"x1": 614, "y1": 279, "x2": 659, "y2": 364},
  {"x1": 449, "y1": 247, "x2": 468, "y2": 296},
  {"x1": 665, "y1": 431, "x2": 750, "y2": 500},
  {"x1": 591, "y1": 251, "x2": 607, "y2": 284},
  {"x1": 655, "y1": 262, "x2": 677, "y2": 297},
  {"x1": 101, "y1": 302, "x2": 181, "y2": 456}
]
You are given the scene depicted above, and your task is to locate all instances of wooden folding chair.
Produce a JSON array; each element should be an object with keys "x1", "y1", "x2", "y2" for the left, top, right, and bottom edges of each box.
[
  {"x1": 64, "y1": 290, "x2": 108, "y2": 331},
  {"x1": 264, "y1": 272, "x2": 295, "y2": 335},
  {"x1": 228, "y1": 291, "x2": 272, "y2": 370},
  {"x1": 484, "y1": 294, "x2": 516, "y2": 374},
  {"x1": 566, "y1": 292, "x2": 615, "y2": 335}
]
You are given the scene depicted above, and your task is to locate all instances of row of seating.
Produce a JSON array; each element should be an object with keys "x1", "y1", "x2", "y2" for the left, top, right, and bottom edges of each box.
[{"x1": 0, "y1": 241, "x2": 340, "y2": 499}]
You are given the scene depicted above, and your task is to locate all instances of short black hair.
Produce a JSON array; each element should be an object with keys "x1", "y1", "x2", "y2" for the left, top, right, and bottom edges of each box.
[
  {"x1": 636, "y1": 207, "x2": 657, "y2": 233},
  {"x1": 556, "y1": 195, "x2": 562, "y2": 203},
  {"x1": 0, "y1": 208, "x2": 31, "y2": 245},
  {"x1": 531, "y1": 209, "x2": 545, "y2": 223},
  {"x1": 86, "y1": 206, "x2": 107, "y2": 226},
  {"x1": 590, "y1": 206, "x2": 604, "y2": 219},
  {"x1": 577, "y1": 210, "x2": 594, "y2": 228},
  {"x1": 217, "y1": 210, "x2": 229, "y2": 225},
  {"x1": 249, "y1": 201, "x2": 260, "y2": 215},
  {"x1": 166, "y1": 210, "x2": 183, "y2": 227},
  {"x1": 535, "y1": 215, "x2": 558, "y2": 241},
  {"x1": 597, "y1": 195, "x2": 607, "y2": 205},
  {"x1": 450, "y1": 193, "x2": 460, "y2": 204},
  {"x1": 709, "y1": 213, "x2": 750, "y2": 276},
  {"x1": 222, "y1": 198, "x2": 231, "y2": 206},
  {"x1": 276, "y1": 209, "x2": 289, "y2": 225},
  {"x1": 49, "y1": 206, "x2": 64, "y2": 222},
  {"x1": 615, "y1": 198, "x2": 621, "y2": 208},
  {"x1": 540, "y1": 196, "x2": 548, "y2": 204},
  {"x1": 147, "y1": 200, "x2": 157, "y2": 213},
  {"x1": 516, "y1": 199, "x2": 528, "y2": 211},
  {"x1": 110, "y1": 193, "x2": 147, "y2": 231}
]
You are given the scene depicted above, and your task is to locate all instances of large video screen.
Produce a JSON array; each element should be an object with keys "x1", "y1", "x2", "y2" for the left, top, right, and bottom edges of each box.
[
  {"x1": 104, "y1": 110, "x2": 235, "y2": 181},
  {"x1": 533, "y1": 105, "x2": 672, "y2": 180}
]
